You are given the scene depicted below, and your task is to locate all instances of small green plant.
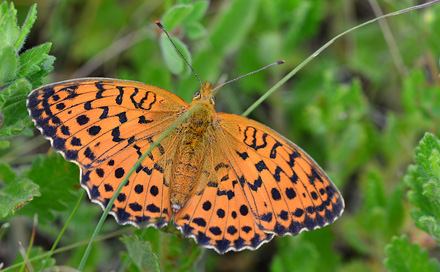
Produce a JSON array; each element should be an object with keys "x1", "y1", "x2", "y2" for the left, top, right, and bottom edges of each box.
[{"x1": 0, "y1": 2, "x2": 55, "y2": 219}]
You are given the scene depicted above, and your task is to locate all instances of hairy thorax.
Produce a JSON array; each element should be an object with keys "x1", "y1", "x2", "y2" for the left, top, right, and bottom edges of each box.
[{"x1": 170, "y1": 99, "x2": 215, "y2": 212}]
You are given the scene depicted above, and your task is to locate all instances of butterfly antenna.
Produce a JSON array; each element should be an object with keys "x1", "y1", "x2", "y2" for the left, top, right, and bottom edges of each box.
[
  {"x1": 212, "y1": 60, "x2": 285, "y2": 93},
  {"x1": 156, "y1": 21, "x2": 203, "y2": 89}
]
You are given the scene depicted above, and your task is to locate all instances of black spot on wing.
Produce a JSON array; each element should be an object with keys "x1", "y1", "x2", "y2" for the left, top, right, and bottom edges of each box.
[
  {"x1": 270, "y1": 141, "x2": 282, "y2": 159},
  {"x1": 139, "y1": 91, "x2": 156, "y2": 110},
  {"x1": 214, "y1": 162, "x2": 229, "y2": 171},
  {"x1": 111, "y1": 127, "x2": 124, "y2": 142},
  {"x1": 99, "y1": 106, "x2": 109, "y2": 119},
  {"x1": 117, "y1": 112, "x2": 127, "y2": 124},
  {"x1": 139, "y1": 116, "x2": 153, "y2": 124},
  {"x1": 56, "y1": 103, "x2": 66, "y2": 110},
  {"x1": 247, "y1": 176, "x2": 263, "y2": 191},
  {"x1": 116, "y1": 86, "x2": 124, "y2": 105},
  {"x1": 255, "y1": 160, "x2": 267, "y2": 172},
  {"x1": 84, "y1": 147, "x2": 96, "y2": 160},
  {"x1": 129, "y1": 88, "x2": 139, "y2": 108},
  {"x1": 236, "y1": 150, "x2": 249, "y2": 160},
  {"x1": 287, "y1": 151, "x2": 301, "y2": 167},
  {"x1": 84, "y1": 101, "x2": 92, "y2": 110},
  {"x1": 95, "y1": 82, "x2": 105, "y2": 98},
  {"x1": 76, "y1": 115, "x2": 89, "y2": 125},
  {"x1": 88, "y1": 125, "x2": 101, "y2": 136}
]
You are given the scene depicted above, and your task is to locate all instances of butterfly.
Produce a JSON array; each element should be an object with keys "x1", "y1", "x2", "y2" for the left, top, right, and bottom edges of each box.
[{"x1": 27, "y1": 76, "x2": 344, "y2": 254}]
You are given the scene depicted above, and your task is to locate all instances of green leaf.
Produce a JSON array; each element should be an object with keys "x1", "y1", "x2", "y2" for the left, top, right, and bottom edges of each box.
[
  {"x1": 0, "y1": 3, "x2": 54, "y2": 90},
  {"x1": 14, "y1": 4, "x2": 37, "y2": 51},
  {"x1": 0, "y1": 1, "x2": 19, "y2": 50},
  {"x1": 0, "y1": 162, "x2": 40, "y2": 219},
  {"x1": 209, "y1": 0, "x2": 261, "y2": 55},
  {"x1": 162, "y1": 4, "x2": 194, "y2": 32},
  {"x1": 185, "y1": 22, "x2": 206, "y2": 39},
  {"x1": 121, "y1": 235, "x2": 160, "y2": 272},
  {"x1": 385, "y1": 185, "x2": 405, "y2": 236},
  {"x1": 133, "y1": 226, "x2": 201, "y2": 272},
  {"x1": 25, "y1": 54, "x2": 55, "y2": 88},
  {"x1": 0, "y1": 45, "x2": 18, "y2": 84},
  {"x1": 384, "y1": 235, "x2": 440, "y2": 272},
  {"x1": 404, "y1": 133, "x2": 440, "y2": 241},
  {"x1": 18, "y1": 153, "x2": 82, "y2": 223},
  {"x1": 0, "y1": 78, "x2": 32, "y2": 137},
  {"x1": 18, "y1": 42, "x2": 53, "y2": 78},
  {"x1": 160, "y1": 34, "x2": 191, "y2": 76},
  {"x1": 184, "y1": 1, "x2": 208, "y2": 23}
]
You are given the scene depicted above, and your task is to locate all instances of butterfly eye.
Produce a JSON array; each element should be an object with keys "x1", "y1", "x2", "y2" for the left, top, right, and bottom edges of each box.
[
  {"x1": 193, "y1": 91, "x2": 201, "y2": 100},
  {"x1": 209, "y1": 97, "x2": 215, "y2": 105}
]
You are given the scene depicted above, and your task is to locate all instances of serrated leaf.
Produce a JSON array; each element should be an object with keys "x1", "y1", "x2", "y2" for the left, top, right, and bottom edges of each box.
[
  {"x1": 404, "y1": 133, "x2": 440, "y2": 241},
  {"x1": 0, "y1": 1, "x2": 19, "y2": 50},
  {"x1": 0, "y1": 45, "x2": 18, "y2": 84},
  {"x1": 384, "y1": 235, "x2": 440, "y2": 272},
  {"x1": 0, "y1": 78, "x2": 32, "y2": 137},
  {"x1": 14, "y1": 4, "x2": 37, "y2": 51},
  {"x1": 0, "y1": 162, "x2": 40, "y2": 219},
  {"x1": 26, "y1": 54, "x2": 55, "y2": 88},
  {"x1": 162, "y1": 4, "x2": 194, "y2": 31},
  {"x1": 419, "y1": 216, "x2": 440, "y2": 242},
  {"x1": 18, "y1": 42, "x2": 52, "y2": 78},
  {"x1": 121, "y1": 235, "x2": 160, "y2": 272},
  {"x1": 160, "y1": 34, "x2": 191, "y2": 76},
  {"x1": 18, "y1": 153, "x2": 81, "y2": 223}
]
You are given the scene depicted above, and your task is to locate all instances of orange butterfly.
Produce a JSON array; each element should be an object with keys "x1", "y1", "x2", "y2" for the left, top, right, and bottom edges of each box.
[
  {"x1": 27, "y1": 78, "x2": 344, "y2": 253},
  {"x1": 27, "y1": 24, "x2": 344, "y2": 254}
]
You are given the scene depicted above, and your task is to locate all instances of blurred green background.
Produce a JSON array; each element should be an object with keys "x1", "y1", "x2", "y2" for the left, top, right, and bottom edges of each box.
[{"x1": 1, "y1": 0, "x2": 440, "y2": 271}]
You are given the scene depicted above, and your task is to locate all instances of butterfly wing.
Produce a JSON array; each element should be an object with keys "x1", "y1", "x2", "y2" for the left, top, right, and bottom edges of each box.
[
  {"x1": 27, "y1": 78, "x2": 187, "y2": 227},
  {"x1": 174, "y1": 139, "x2": 274, "y2": 253},
  {"x1": 174, "y1": 112, "x2": 344, "y2": 253}
]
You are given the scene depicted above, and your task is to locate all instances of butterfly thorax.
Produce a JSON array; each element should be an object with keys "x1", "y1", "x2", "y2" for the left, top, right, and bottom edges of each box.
[{"x1": 170, "y1": 82, "x2": 216, "y2": 212}]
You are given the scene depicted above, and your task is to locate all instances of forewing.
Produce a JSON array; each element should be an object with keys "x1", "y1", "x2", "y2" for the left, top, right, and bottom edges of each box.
[{"x1": 27, "y1": 78, "x2": 187, "y2": 227}]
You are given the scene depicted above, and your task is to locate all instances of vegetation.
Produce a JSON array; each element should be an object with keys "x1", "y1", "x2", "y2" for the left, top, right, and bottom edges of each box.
[{"x1": 1, "y1": 0, "x2": 440, "y2": 271}]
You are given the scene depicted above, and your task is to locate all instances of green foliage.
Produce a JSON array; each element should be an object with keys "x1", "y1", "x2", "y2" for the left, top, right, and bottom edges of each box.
[
  {"x1": 270, "y1": 237, "x2": 320, "y2": 272},
  {"x1": 160, "y1": 1, "x2": 207, "y2": 76},
  {"x1": 384, "y1": 235, "x2": 440, "y2": 272},
  {"x1": 160, "y1": 34, "x2": 192, "y2": 76},
  {"x1": 1, "y1": 0, "x2": 440, "y2": 271},
  {"x1": 17, "y1": 153, "x2": 82, "y2": 223},
  {"x1": 11, "y1": 246, "x2": 55, "y2": 271},
  {"x1": 0, "y1": 1, "x2": 54, "y2": 142},
  {"x1": 270, "y1": 229, "x2": 342, "y2": 272},
  {"x1": 405, "y1": 133, "x2": 440, "y2": 241},
  {"x1": 121, "y1": 235, "x2": 160, "y2": 272},
  {"x1": 133, "y1": 226, "x2": 201, "y2": 272},
  {"x1": 0, "y1": 162, "x2": 39, "y2": 219}
]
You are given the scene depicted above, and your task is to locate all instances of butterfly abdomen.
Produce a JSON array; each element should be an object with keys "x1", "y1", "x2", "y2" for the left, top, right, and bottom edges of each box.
[{"x1": 170, "y1": 101, "x2": 215, "y2": 212}]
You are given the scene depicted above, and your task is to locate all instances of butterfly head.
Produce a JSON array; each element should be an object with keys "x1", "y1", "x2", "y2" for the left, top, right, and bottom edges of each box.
[{"x1": 192, "y1": 81, "x2": 215, "y2": 105}]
